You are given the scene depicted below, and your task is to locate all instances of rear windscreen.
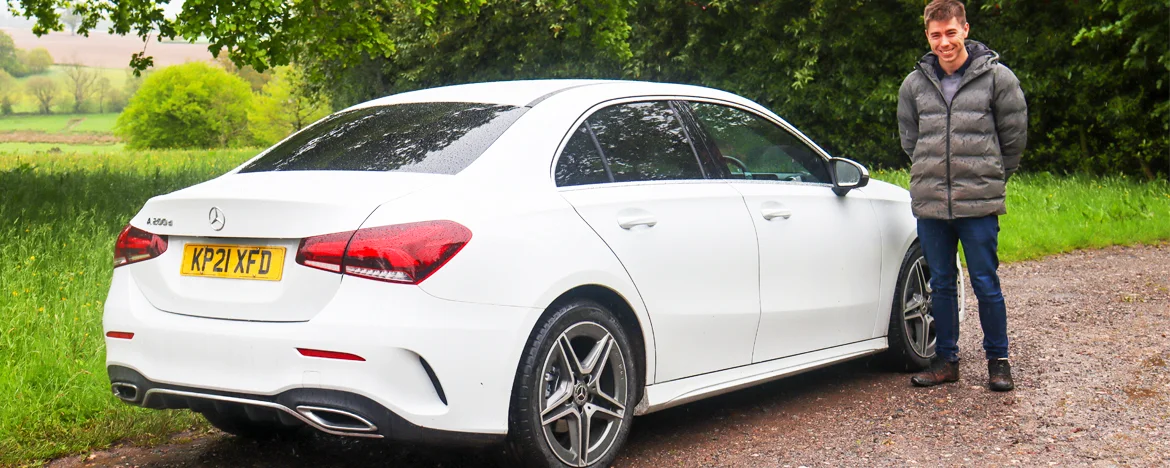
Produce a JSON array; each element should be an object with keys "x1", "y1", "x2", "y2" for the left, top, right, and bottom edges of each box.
[{"x1": 239, "y1": 102, "x2": 527, "y2": 174}]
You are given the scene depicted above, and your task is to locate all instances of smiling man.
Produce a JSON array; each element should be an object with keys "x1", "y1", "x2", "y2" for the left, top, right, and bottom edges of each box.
[{"x1": 896, "y1": 0, "x2": 1027, "y2": 392}]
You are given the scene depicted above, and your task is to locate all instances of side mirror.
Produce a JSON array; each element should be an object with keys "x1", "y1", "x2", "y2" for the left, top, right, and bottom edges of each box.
[{"x1": 830, "y1": 158, "x2": 869, "y2": 196}]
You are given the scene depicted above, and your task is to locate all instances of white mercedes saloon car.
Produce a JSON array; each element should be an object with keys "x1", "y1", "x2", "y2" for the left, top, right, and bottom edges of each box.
[{"x1": 105, "y1": 79, "x2": 953, "y2": 467}]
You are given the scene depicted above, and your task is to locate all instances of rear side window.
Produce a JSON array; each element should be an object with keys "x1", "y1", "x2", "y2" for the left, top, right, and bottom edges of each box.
[
  {"x1": 589, "y1": 101, "x2": 705, "y2": 183},
  {"x1": 240, "y1": 103, "x2": 527, "y2": 174},
  {"x1": 555, "y1": 125, "x2": 611, "y2": 186}
]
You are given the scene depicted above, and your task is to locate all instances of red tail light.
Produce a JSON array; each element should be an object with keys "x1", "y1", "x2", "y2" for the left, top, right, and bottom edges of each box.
[
  {"x1": 296, "y1": 220, "x2": 471, "y2": 284},
  {"x1": 297, "y1": 348, "x2": 366, "y2": 361},
  {"x1": 113, "y1": 225, "x2": 168, "y2": 268}
]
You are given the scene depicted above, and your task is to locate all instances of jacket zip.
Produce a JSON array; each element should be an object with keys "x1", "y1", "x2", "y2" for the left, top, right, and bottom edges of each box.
[{"x1": 919, "y1": 67, "x2": 954, "y2": 218}]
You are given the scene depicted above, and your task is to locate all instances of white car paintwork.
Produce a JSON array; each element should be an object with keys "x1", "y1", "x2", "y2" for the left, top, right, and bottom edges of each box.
[
  {"x1": 105, "y1": 79, "x2": 947, "y2": 442},
  {"x1": 731, "y1": 181, "x2": 883, "y2": 362},
  {"x1": 560, "y1": 181, "x2": 761, "y2": 383}
]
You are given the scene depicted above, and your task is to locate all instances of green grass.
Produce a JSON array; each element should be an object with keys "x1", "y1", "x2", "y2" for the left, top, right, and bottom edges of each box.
[
  {"x1": 67, "y1": 113, "x2": 119, "y2": 133},
  {"x1": 0, "y1": 156, "x2": 1165, "y2": 465},
  {"x1": 0, "y1": 148, "x2": 259, "y2": 465},
  {"x1": 0, "y1": 113, "x2": 119, "y2": 134},
  {"x1": 872, "y1": 170, "x2": 1170, "y2": 262}
]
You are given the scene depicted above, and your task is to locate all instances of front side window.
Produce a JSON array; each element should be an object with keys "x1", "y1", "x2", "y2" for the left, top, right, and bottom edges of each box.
[
  {"x1": 240, "y1": 103, "x2": 527, "y2": 174},
  {"x1": 688, "y1": 102, "x2": 830, "y2": 183}
]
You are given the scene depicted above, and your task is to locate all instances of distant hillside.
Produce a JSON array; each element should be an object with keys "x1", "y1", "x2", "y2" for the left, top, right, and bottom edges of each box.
[{"x1": 1, "y1": 27, "x2": 214, "y2": 69}]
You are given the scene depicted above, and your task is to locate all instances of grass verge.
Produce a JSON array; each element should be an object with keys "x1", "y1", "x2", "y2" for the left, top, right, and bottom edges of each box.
[
  {"x1": 872, "y1": 170, "x2": 1170, "y2": 262},
  {"x1": 0, "y1": 148, "x2": 258, "y2": 465},
  {"x1": 0, "y1": 156, "x2": 1165, "y2": 465}
]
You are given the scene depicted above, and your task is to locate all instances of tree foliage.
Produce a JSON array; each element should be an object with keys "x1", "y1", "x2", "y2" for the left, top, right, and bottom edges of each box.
[
  {"x1": 62, "y1": 62, "x2": 97, "y2": 113},
  {"x1": 0, "y1": 70, "x2": 16, "y2": 115},
  {"x1": 24, "y1": 76, "x2": 56, "y2": 114},
  {"x1": 115, "y1": 62, "x2": 253, "y2": 149},
  {"x1": 13, "y1": 0, "x2": 1166, "y2": 177},
  {"x1": 249, "y1": 65, "x2": 331, "y2": 146}
]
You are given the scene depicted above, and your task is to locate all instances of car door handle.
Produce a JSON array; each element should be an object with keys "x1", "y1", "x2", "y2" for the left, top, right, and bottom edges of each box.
[
  {"x1": 616, "y1": 210, "x2": 657, "y2": 229},
  {"x1": 760, "y1": 202, "x2": 792, "y2": 220}
]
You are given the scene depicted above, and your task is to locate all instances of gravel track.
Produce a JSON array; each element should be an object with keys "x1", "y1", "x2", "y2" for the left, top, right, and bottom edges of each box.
[{"x1": 47, "y1": 243, "x2": 1170, "y2": 467}]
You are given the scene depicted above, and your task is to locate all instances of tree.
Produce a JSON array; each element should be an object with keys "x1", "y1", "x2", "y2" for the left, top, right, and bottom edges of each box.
[
  {"x1": 215, "y1": 50, "x2": 272, "y2": 92},
  {"x1": 249, "y1": 65, "x2": 331, "y2": 145},
  {"x1": 0, "y1": 31, "x2": 20, "y2": 76},
  {"x1": 23, "y1": 48, "x2": 54, "y2": 75},
  {"x1": 62, "y1": 11, "x2": 82, "y2": 35},
  {"x1": 0, "y1": 70, "x2": 16, "y2": 115},
  {"x1": 26, "y1": 76, "x2": 57, "y2": 114},
  {"x1": 94, "y1": 76, "x2": 112, "y2": 113},
  {"x1": 116, "y1": 62, "x2": 253, "y2": 149},
  {"x1": 9, "y1": 0, "x2": 1167, "y2": 178},
  {"x1": 62, "y1": 62, "x2": 98, "y2": 113}
]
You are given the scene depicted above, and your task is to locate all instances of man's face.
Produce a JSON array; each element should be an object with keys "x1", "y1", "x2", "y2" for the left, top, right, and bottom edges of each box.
[{"x1": 925, "y1": 17, "x2": 969, "y2": 68}]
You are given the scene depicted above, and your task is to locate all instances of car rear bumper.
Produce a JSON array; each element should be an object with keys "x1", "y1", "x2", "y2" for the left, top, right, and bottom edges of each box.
[
  {"x1": 107, "y1": 365, "x2": 503, "y2": 445},
  {"x1": 103, "y1": 269, "x2": 542, "y2": 439}
]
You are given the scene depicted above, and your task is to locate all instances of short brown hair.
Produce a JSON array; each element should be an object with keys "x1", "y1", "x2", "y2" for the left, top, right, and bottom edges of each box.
[{"x1": 924, "y1": 0, "x2": 966, "y2": 27}]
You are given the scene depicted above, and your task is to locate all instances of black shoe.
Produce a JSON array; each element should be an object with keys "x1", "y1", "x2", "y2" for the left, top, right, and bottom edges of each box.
[
  {"x1": 988, "y1": 359, "x2": 1015, "y2": 392},
  {"x1": 911, "y1": 359, "x2": 960, "y2": 387}
]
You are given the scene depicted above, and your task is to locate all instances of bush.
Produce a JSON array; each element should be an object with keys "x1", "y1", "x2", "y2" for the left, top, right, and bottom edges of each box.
[{"x1": 116, "y1": 62, "x2": 253, "y2": 149}]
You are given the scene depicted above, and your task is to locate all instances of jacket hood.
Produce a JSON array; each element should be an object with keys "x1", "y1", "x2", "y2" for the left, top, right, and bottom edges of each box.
[{"x1": 917, "y1": 40, "x2": 1000, "y2": 79}]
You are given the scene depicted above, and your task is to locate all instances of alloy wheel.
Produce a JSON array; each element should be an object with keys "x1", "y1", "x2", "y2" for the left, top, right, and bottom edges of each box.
[
  {"x1": 538, "y1": 321, "x2": 628, "y2": 467},
  {"x1": 901, "y1": 256, "x2": 936, "y2": 358}
]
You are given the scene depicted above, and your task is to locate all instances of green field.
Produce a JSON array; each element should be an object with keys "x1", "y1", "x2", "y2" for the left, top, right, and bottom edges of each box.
[
  {"x1": 0, "y1": 150, "x2": 1167, "y2": 465},
  {"x1": 0, "y1": 113, "x2": 119, "y2": 134}
]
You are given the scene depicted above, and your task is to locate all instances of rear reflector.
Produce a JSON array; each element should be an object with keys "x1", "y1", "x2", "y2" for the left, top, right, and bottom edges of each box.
[
  {"x1": 106, "y1": 331, "x2": 135, "y2": 340},
  {"x1": 295, "y1": 220, "x2": 471, "y2": 284},
  {"x1": 113, "y1": 225, "x2": 168, "y2": 268},
  {"x1": 297, "y1": 348, "x2": 366, "y2": 361}
]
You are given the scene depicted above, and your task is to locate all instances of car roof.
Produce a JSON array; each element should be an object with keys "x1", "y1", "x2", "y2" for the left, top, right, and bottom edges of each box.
[{"x1": 347, "y1": 79, "x2": 750, "y2": 110}]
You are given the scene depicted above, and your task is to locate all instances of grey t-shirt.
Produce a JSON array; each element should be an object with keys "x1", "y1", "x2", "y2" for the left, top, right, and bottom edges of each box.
[
  {"x1": 941, "y1": 73, "x2": 962, "y2": 105},
  {"x1": 935, "y1": 54, "x2": 974, "y2": 106}
]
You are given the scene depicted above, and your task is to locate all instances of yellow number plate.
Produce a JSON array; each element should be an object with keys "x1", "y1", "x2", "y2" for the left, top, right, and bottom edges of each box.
[{"x1": 180, "y1": 244, "x2": 286, "y2": 281}]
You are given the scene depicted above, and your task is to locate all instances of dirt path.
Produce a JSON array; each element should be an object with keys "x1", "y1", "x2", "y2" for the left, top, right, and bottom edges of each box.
[{"x1": 48, "y1": 244, "x2": 1170, "y2": 467}]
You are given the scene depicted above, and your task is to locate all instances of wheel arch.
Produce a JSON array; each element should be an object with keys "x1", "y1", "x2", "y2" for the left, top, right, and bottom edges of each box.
[
  {"x1": 510, "y1": 284, "x2": 654, "y2": 419},
  {"x1": 544, "y1": 285, "x2": 650, "y2": 402}
]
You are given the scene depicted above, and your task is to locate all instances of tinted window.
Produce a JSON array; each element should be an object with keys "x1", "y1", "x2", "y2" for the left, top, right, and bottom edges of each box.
[
  {"x1": 240, "y1": 103, "x2": 527, "y2": 174},
  {"x1": 587, "y1": 101, "x2": 705, "y2": 182},
  {"x1": 555, "y1": 124, "x2": 611, "y2": 187},
  {"x1": 689, "y1": 102, "x2": 830, "y2": 183}
]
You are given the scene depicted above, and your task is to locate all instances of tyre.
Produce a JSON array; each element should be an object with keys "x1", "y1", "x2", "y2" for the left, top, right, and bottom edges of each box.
[
  {"x1": 882, "y1": 243, "x2": 936, "y2": 371},
  {"x1": 200, "y1": 407, "x2": 301, "y2": 439},
  {"x1": 508, "y1": 299, "x2": 639, "y2": 467}
]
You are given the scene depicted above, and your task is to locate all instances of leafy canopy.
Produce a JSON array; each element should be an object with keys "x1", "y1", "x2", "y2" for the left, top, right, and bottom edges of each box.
[{"x1": 12, "y1": 0, "x2": 1166, "y2": 178}]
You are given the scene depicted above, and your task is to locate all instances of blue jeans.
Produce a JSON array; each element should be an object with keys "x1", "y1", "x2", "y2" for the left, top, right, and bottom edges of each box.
[{"x1": 917, "y1": 216, "x2": 1009, "y2": 362}]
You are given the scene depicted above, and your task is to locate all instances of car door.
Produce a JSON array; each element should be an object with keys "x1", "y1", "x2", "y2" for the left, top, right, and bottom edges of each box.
[
  {"x1": 682, "y1": 101, "x2": 884, "y2": 363},
  {"x1": 555, "y1": 100, "x2": 762, "y2": 383}
]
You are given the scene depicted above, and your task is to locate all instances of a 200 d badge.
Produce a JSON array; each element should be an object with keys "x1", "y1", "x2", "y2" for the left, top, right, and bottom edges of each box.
[{"x1": 208, "y1": 207, "x2": 226, "y2": 231}]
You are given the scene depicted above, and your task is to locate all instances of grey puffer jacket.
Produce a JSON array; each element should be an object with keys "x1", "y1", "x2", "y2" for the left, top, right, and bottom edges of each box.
[{"x1": 897, "y1": 41, "x2": 1027, "y2": 220}]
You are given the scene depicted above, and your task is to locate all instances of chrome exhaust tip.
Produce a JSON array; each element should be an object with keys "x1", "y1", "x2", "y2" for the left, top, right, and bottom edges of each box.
[
  {"x1": 295, "y1": 405, "x2": 379, "y2": 433},
  {"x1": 111, "y1": 382, "x2": 139, "y2": 402}
]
